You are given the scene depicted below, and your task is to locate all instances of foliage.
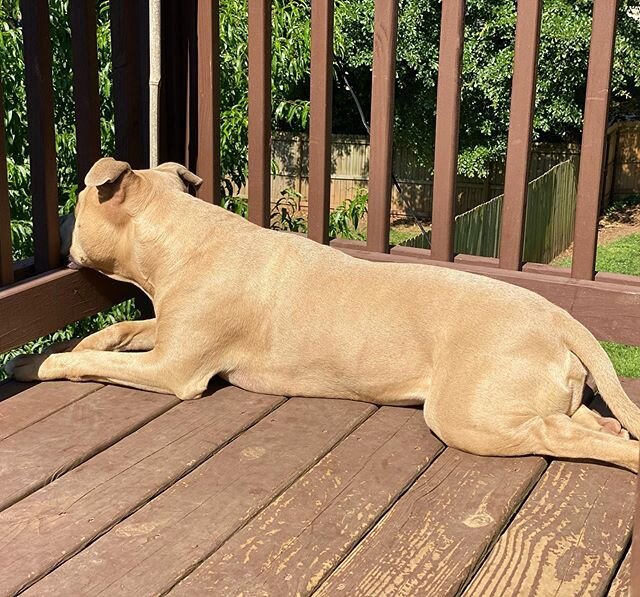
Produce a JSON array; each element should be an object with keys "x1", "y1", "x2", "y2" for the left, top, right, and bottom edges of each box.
[
  {"x1": 219, "y1": 0, "x2": 329, "y2": 191},
  {"x1": 328, "y1": 187, "x2": 368, "y2": 240},
  {"x1": 0, "y1": 300, "x2": 138, "y2": 380},
  {"x1": 221, "y1": 189, "x2": 367, "y2": 240},
  {"x1": 333, "y1": 0, "x2": 640, "y2": 177},
  {"x1": 270, "y1": 189, "x2": 307, "y2": 233}
]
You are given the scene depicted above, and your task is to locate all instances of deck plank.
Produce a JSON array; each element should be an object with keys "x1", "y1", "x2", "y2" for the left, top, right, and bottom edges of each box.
[
  {"x1": 25, "y1": 397, "x2": 375, "y2": 597},
  {"x1": 607, "y1": 548, "x2": 632, "y2": 596},
  {"x1": 0, "y1": 384, "x2": 283, "y2": 596},
  {"x1": 0, "y1": 381, "x2": 102, "y2": 440},
  {"x1": 171, "y1": 407, "x2": 444, "y2": 596},
  {"x1": 463, "y1": 461, "x2": 635, "y2": 596},
  {"x1": 314, "y1": 449, "x2": 546, "y2": 596},
  {"x1": 0, "y1": 385, "x2": 178, "y2": 511}
]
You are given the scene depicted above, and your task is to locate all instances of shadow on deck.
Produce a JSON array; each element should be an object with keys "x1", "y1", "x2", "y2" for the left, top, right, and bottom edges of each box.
[{"x1": 0, "y1": 378, "x2": 637, "y2": 596}]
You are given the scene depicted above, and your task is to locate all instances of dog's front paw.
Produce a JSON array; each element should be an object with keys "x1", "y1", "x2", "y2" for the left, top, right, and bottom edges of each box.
[{"x1": 4, "y1": 353, "x2": 49, "y2": 381}]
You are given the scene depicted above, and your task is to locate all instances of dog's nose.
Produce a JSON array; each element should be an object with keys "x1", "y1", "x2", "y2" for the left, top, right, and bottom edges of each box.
[{"x1": 59, "y1": 213, "x2": 75, "y2": 257}]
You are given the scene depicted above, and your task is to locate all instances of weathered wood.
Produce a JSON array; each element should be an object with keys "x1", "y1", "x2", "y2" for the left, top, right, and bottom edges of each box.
[
  {"x1": 26, "y1": 398, "x2": 375, "y2": 597},
  {"x1": 247, "y1": 0, "x2": 271, "y2": 227},
  {"x1": 111, "y1": 0, "x2": 149, "y2": 168},
  {"x1": 337, "y1": 243, "x2": 640, "y2": 345},
  {"x1": 0, "y1": 268, "x2": 135, "y2": 354},
  {"x1": 608, "y1": 549, "x2": 632, "y2": 596},
  {"x1": 0, "y1": 381, "x2": 102, "y2": 441},
  {"x1": 0, "y1": 385, "x2": 177, "y2": 511},
  {"x1": 366, "y1": 0, "x2": 398, "y2": 254},
  {"x1": 172, "y1": 407, "x2": 444, "y2": 596},
  {"x1": 307, "y1": 0, "x2": 334, "y2": 245},
  {"x1": 195, "y1": 0, "x2": 221, "y2": 204},
  {"x1": 571, "y1": 0, "x2": 618, "y2": 281},
  {"x1": 69, "y1": 0, "x2": 102, "y2": 186},
  {"x1": 430, "y1": 0, "x2": 465, "y2": 262},
  {"x1": 316, "y1": 449, "x2": 546, "y2": 596},
  {"x1": 21, "y1": 0, "x2": 60, "y2": 272},
  {"x1": 464, "y1": 461, "x2": 636, "y2": 596},
  {"x1": 499, "y1": 0, "x2": 542, "y2": 271},
  {"x1": 0, "y1": 384, "x2": 282, "y2": 596}
]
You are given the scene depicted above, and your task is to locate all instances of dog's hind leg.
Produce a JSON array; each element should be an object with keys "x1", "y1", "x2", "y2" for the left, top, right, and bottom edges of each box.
[
  {"x1": 571, "y1": 404, "x2": 629, "y2": 439},
  {"x1": 529, "y1": 413, "x2": 639, "y2": 472}
]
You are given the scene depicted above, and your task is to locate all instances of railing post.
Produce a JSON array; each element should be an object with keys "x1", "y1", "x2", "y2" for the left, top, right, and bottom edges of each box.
[
  {"x1": 21, "y1": 0, "x2": 60, "y2": 272},
  {"x1": 70, "y1": 0, "x2": 102, "y2": 187},
  {"x1": 248, "y1": 0, "x2": 272, "y2": 228},
  {"x1": 571, "y1": 0, "x2": 618, "y2": 281},
  {"x1": 366, "y1": 0, "x2": 399, "y2": 254},
  {"x1": 430, "y1": 0, "x2": 466, "y2": 262},
  {"x1": 308, "y1": 0, "x2": 334, "y2": 245},
  {"x1": 111, "y1": 0, "x2": 150, "y2": 169},
  {"x1": 499, "y1": 0, "x2": 542, "y2": 271},
  {"x1": 196, "y1": 0, "x2": 221, "y2": 204}
]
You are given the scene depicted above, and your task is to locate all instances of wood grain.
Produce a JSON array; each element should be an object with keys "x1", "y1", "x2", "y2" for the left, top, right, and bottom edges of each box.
[
  {"x1": 172, "y1": 407, "x2": 444, "y2": 596},
  {"x1": 0, "y1": 385, "x2": 177, "y2": 511},
  {"x1": 0, "y1": 384, "x2": 282, "y2": 596},
  {"x1": 464, "y1": 461, "x2": 636, "y2": 596},
  {"x1": 0, "y1": 381, "x2": 102, "y2": 441},
  {"x1": 0, "y1": 268, "x2": 135, "y2": 354},
  {"x1": 607, "y1": 548, "x2": 632, "y2": 596},
  {"x1": 316, "y1": 449, "x2": 546, "y2": 596},
  {"x1": 26, "y1": 398, "x2": 375, "y2": 596}
]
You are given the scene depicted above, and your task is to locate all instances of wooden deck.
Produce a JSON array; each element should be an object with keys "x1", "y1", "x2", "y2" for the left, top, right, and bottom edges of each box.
[{"x1": 0, "y1": 378, "x2": 637, "y2": 596}]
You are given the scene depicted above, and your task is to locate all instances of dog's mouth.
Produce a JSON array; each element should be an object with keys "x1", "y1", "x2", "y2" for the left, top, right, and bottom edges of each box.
[{"x1": 67, "y1": 257, "x2": 83, "y2": 270}]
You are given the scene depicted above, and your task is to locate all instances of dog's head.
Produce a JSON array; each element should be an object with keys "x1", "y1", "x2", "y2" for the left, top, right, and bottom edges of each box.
[{"x1": 65, "y1": 158, "x2": 202, "y2": 275}]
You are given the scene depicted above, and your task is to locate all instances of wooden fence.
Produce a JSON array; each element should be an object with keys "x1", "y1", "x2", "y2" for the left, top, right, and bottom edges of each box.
[
  {"x1": 268, "y1": 132, "x2": 579, "y2": 220},
  {"x1": 402, "y1": 158, "x2": 579, "y2": 264},
  {"x1": 603, "y1": 121, "x2": 640, "y2": 208}
]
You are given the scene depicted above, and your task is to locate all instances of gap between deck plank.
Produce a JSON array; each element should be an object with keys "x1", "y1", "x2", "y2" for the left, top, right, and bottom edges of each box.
[
  {"x1": 462, "y1": 460, "x2": 636, "y2": 596},
  {"x1": 314, "y1": 449, "x2": 547, "y2": 597},
  {"x1": 0, "y1": 380, "x2": 103, "y2": 440},
  {"x1": 24, "y1": 397, "x2": 376, "y2": 597},
  {"x1": 0, "y1": 384, "x2": 284, "y2": 596},
  {"x1": 0, "y1": 385, "x2": 178, "y2": 512},
  {"x1": 607, "y1": 546, "x2": 632, "y2": 596},
  {"x1": 169, "y1": 406, "x2": 444, "y2": 596}
]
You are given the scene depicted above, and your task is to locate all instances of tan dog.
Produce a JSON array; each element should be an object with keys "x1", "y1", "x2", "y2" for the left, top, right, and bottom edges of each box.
[{"x1": 7, "y1": 158, "x2": 640, "y2": 472}]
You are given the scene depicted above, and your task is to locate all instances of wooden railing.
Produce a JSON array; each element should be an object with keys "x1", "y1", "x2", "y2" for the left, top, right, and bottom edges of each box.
[{"x1": 0, "y1": 1, "x2": 638, "y2": 589}]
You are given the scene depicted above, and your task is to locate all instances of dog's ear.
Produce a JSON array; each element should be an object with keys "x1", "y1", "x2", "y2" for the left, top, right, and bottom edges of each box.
[
  {"x1": 84, "y1": 158, "x2": 132, "y2": 203},
  {"x1": 155, "y1": 162, "x2": 203, "y2": 190}
]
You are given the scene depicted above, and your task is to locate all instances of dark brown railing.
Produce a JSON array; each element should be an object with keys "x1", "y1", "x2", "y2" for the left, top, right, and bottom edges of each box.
[{"x1": 0, "y1": 1, "x2": 638, "y2": 590}]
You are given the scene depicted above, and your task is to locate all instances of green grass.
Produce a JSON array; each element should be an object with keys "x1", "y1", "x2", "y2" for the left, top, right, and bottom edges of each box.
[
  {"x1": 601, "y1": 342, "x2": 640, "y2": 378},
  {"x1": 556, "y1": 233, "x2": 640, "y2": 378}
]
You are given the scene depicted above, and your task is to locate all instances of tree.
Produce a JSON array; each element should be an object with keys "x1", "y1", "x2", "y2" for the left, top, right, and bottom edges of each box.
[{"x1": 333, "y1": 0, "x2": 640, "y2": 176}]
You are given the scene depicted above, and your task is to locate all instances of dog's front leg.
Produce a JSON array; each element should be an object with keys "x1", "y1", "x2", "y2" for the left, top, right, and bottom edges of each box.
[
  {"x1": 41, "y1": 319, "x2": 157, "y2": 355},
  {"x1": 6, "y1": 348, "x2": 206, "y2": 400},
  {"x1": 72, "y1": 319, "x2": 157, "y2": 352}
]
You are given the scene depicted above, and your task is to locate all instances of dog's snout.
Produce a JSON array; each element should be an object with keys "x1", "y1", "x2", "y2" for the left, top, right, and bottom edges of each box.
[{"x1": 59, "y1": 213, "x2": 75, "y2": 257}]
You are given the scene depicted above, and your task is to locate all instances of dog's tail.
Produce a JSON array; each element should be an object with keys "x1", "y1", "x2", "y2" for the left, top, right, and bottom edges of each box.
[{"x1": 562, "y1": 312, "x2": 640, "y2": 438}]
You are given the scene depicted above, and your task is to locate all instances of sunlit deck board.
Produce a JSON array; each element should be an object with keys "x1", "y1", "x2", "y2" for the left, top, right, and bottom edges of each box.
[
  {"x1": 315, "y1": 450, "x2": 547, "y2": 596},
  {"x1": 608, "y1": 549, "x2": 632, "y2": 596},
  {"x1": 0, "y1": 383, "x2": 283, "y2": 596},
  {"x1": 170, "y1": 407, "x2": 444, "y2": 596},
  {"x1": 0, "y1": 378, "x2": 637, "y2": 596},
  {"x1": 0, "y1": 384, "x2": 178, "y2": 511}
]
